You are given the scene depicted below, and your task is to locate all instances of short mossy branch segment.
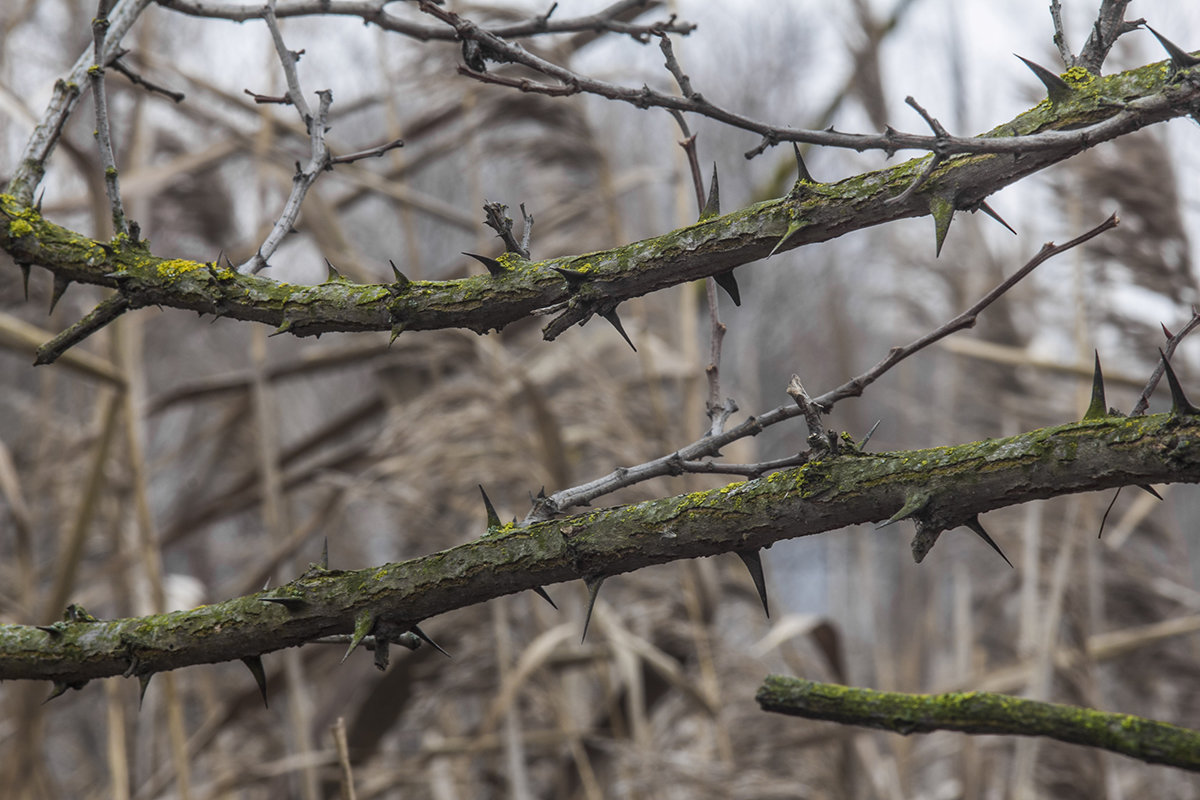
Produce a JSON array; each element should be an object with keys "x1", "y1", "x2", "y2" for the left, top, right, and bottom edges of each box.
[
  {"x1": 756, "y1": 676, "x2": 1200, "y2": 773},
  {"x1": 5, "y1": 53, "x2": 1200, "y2": 347},
  {"x1": 3, "y1": 412, "x2": 1198, "y2": 687}
]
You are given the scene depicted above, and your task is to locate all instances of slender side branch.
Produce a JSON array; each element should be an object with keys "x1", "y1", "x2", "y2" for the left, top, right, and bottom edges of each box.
[
  {"x1": 757, "y1": 676, "x2": 1200, "y2": 773},
  {"x1": 90, "y1": 2, "x2": 129, "y2": 236}
]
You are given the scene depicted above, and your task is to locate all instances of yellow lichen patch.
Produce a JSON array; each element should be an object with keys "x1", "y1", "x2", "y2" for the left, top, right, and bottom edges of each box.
[
  {"x1": 156, "y1": 258, "x2": 203, "y2": 278},
  {"x1": 1062, "y1": 66, "x2": 1096, "y2": 90},
  {"x1": 8, "y1": 218, "x2": 34, "y2": 238}
]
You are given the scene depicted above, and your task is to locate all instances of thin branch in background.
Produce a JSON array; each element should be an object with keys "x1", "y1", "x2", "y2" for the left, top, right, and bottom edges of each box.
[
  {"x1": 1049, "y1": 0, "x2": 1076, "y2": 67},
  {"x1": 90, "y1": 0, "x2": 129, "y2": 236},
  {"x1": 238, "y1": 0, "x2": 332, "y2": 273},
  {"x1": 418, "y1": 1, "x2": 1157, "y2": 163},
  {"x1": 106, "y1": 49, "x2": 185, "y2": 103},
  {"x1": 329, "y1": 137, "x2": 404, "y2": 166}
]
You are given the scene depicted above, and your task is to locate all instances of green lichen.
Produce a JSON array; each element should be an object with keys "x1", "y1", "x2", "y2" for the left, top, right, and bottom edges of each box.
[{"x1": 8, "y1": 218, "x2": 34, "y2": 238}]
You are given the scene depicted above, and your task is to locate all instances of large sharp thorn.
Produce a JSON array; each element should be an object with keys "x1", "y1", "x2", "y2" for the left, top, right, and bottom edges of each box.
[
  {"x1": 389, "y1": 260, "x2": 410, "y2": 287},
  {"x1": 910, "y1": 521, "x2": 943, "y2": 564},
  {"x1": 878, "y1": 491, "x2": 930, "y2": 528},
  {"x1": 769, "y1": 220, "x2": 803, "y2": 258},
  {"x1": 342, "y1": 609, "x2": 376, "y2": 664},
  {"x1": 858, "y1": 419, "x2": 882, "y2": 450},
  {"x1": 18, "y1": 263, "x2": 30, "y2": 301},
  {"x1": 1015, "y1": 54, "x2": 1073, "y2": 103},
  {"x1": 734, "y1": 549, "x2": 770, "y2": 618},
  {"x1": 241, "y1": 656, "x2": 269, "y2": 707},
  {"x1": 260, "y1": 594, "x2": 306, "y2": 609},
  {"x1": 1083, "y1": 351, "x2": 1108, "y2": 421},
  {"x1": 581, "y1": 575, "x2": 606, "y2": 643},
  {"x1": 479, "y1": 485, "x2": 502, "y2": 531},
  {"x1": 793, "y1": 143, "x2": 815, "y2": 183},
  {"x1": 931, "y1": 195, "x2": 955, "y2": 257},
  {"x1": 1138, "y1": 484, "x2": 1163, "y2": 500},
  {"x1": 1162, "y1": 322, "x2": 1175, "y2": 340},
  {"x1": 532, "y1": 585, "x2": 558, "y2": 609},
  {"x1": 34, "y1": 189, "x2": 45, "y2": 213},
  {"x1": 963, "y1": 515, "x2": 1013, "y2": 568},
  {"x1": 389, "y1": 323, "x2": 405, "y2": 347},
  {"x1": 551, "y1": 266, "x2": 590, "y2": 292},
  {"x1": 48, "y1": 275, "x2": 71, "y2": 315},
  {"x1": 320, "y1": 537, "x2": 329, "y2": 569},
  {"x1": 463, "y1": 252, "x2": 506, "y2": 276},
  {"x1": 1160, "y1": 348, "x2": 1200, "y2": 415},
  {"x1": 324, "y1": 258, "x2": 344, "y2": 282},
  {"x1": 138, "y1": 674, "x2": 153, "y2": 709},
  {"x1": 410, "y1": 624, "x2": 451, "y2": 658},
  {"x1": 1098, "y1": 487, "x2": 1121, "y2": 538},
  {"x1": 713, "y1": 270, "x2": 741, "y2": 306},
  {"x1": 699, "y1": 163, "x2": 720, "y2": 221},
  {"x1": 1145, "y1": 26, "x2": 1200, "y2": 70},
  {"x1": 976, "y1": 200, "x2": 1017, "y2": 235},
  {"x1": 601, "y1": 308, "x2": 637, "y2": 352},
  {"x1": 44, "y1": 681, "x2": 71, "y2": 704}
]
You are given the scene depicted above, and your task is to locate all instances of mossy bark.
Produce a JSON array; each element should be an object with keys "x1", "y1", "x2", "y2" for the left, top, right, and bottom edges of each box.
[{"x1": 3, "y1": 412, "x2": 1198, "y2": 685}]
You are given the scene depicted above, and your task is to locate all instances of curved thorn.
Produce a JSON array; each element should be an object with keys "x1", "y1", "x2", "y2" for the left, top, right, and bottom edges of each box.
[
  {"x1": 713, "y1": 270, "x2": 741, "y2": 306},
  {"x1": 931, "y1": 195, "x2": 954, "y2": 257},
  {"x1": 138, "y1": 673, "x2": 153, "y2": 709},
  {"x1": 269, "y1": 320, "x2": 293, "y2": 338},
  {"x1": 479, "y1": 485, "x2": 502, "y2": 530},
  {"x1": 699, "y1": 163, "x2": 720, "y2": 221},
  {"x1": 735, "y1": 549, "x2": 770, "y2": 618},
  {"x1": 44, "y1": 681, "x2": 71, "y2": 704},
  {"x1": 976, "y1": 200, "x2": 1017, "y2": 235},
  {"x1": 1083, "y1": 351, "x2": 1108, "y2": 421},
  {"x1": 48, "y1": 275, "x2": 71, "y2": 315},
  {"x1": 533, "y1": 585, "x2": 558, "y2": 609},
  {"x1": 963, "y1": 515, "x2": 1013, "y2": 568},
  {"x1": 260, "y1": 594, "x2": 306, "y2": 609},
  {"x1": 410, "y1": 624, "x2": 451, "y2": 658},
  {"x1": 389, "y1": 323, "x2": 405, "y2": 346},
  {"x1": 343, "y1": 609, "x2": 376, "y2": 663},
  {"x1": 1145, "y1": 25, "x2": 1200, "y2": 69},
  {"x1": 389, "y1": 259, "x2": 410, "y2": 287},
  {"x1": 551, "y1": 266, "x2": 590, "y2": 292},
  {"x1": 769, "y1": 220, "x2": 804, "y2": 258},
  {"x1": 240, "y1": 656, "x2": 269, "y2": 707},
  {"x1": 1160, "y1": 348, "x2": 1200, "y2": 415},
  {"x1": 581, "y1": 575, "x2": 606, "y2": 643},
  {"x1": 1138, "y1": 484, "x2": 1163, "y2": 500},
  {"x1": 793, "y1": 143, "x2": 815, "y2": 183},
  {"x1": 18, "y1": 263, "x2": 30, "y2": 301},
  {"x1": 878, "y1": 491, "x2": 930, "y2": 528},
  {"x1": 601, "y1": 308, "x2": 637, "y2": 352},
  {"x1": 1014, "y1": 54, "x2": 1073, "y2": 103},
  {"x1": 324, "y1": 258, "x2": 343, "y2": 282},
  {"x1": 320, "y1": 537, "x2": 329, "y2": 569},
  {"x1": 463, "y1": 252, "x2": 506, "y2": 276}
]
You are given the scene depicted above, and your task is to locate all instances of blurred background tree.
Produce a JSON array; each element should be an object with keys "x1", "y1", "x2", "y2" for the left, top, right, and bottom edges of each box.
[{"x1": 2, "y1": 1, "x2": 1200, "y2": 798}]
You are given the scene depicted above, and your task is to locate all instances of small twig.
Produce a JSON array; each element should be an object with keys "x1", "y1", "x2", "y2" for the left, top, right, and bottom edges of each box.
[
  {"x1": 786, "y1": 375, "x2": 830, "y2": 452},
  {"x1": 518, "y1": 203, "x2": 534, "y2": 256},
  {"x1": 887, "y1": 96, "x2": 949, "y2": 204},
  {"x1": 107, "y1": 51, "x2": 185, "y2": 102},
  {"x1": 35, "y1": 294, "x2": 131, "y2": 366},
  {"x1": 1131, "y1": 307, "x2": 1200, "y2": 416},
  {"x1": 243, "y1": 88, "x2": 292, "y2": 105},
  {"x1": 481, "y1": 201, "x2": 530, "y2": 258},
  {"x1": 238, "y1": 2, "x2": 332, "y2": 273},
  {"x1": 658, "y1": 32, "x2": 696, "y2": 99},
  {"x1": 1049, "y1": 0, "x2": 1076, "y2": 67},
  {"x1": 90, "y1": 1, "x2": 129, "y2": 236},
  {"x1": 677, "y1": 453, "x2": 807, "y2": 478},
  {"x1": 329, "y1": 138, "x2": 405, "y2": 165}
]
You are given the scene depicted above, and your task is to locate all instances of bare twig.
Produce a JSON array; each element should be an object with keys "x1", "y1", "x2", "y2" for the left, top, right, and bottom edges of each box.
[
  {"x1": 90, "y1": 1, "x2": 130, "y2": 236},
  {"x1": 107, "y1": 50, "x2": 185, "y2": 102},
  {"x1": 329, "y1": 138, "x2": 404, "y2": 165},
  {"x1": 1049, "y1": 0, "x2": 1076, "y2": 67},
  {"x1": 238, "y1": 1, "x2": 332, "y2": 273}
]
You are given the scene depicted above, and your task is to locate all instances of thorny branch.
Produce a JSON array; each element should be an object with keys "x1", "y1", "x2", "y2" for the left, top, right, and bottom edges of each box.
[{"x1": 529, "y1": 215, "x2": 1118, "y2": 519}]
